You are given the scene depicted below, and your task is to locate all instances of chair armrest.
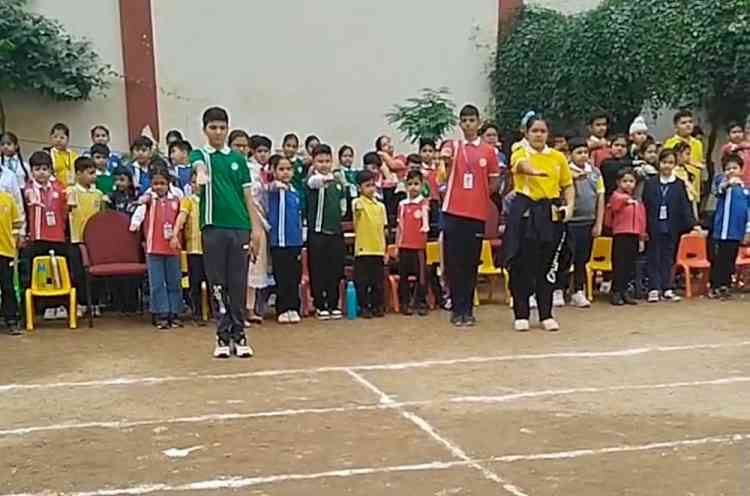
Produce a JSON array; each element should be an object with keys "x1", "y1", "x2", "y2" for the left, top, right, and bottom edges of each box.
[{"x1": 79, "y1": 244, "x2": 91, "y2": 269}]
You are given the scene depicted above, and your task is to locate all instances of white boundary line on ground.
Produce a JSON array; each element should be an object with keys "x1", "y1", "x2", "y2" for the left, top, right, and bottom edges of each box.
[
  {"x1": 2, "y1": 375, "x2": 749, "y2": 437},
  {"x1": 5, "y1": 433, "x2": 749, "y2": 496},
  {"x1": 344, "y1": 368, "x2": 529, "y2": 496},
  {"x1": 2, "y1": 340, "x2": 749, "y2": 393}
]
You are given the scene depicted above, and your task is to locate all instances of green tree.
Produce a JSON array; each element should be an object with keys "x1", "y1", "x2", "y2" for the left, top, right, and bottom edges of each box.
[
  {"x1": 386, "y1": 87, "x2": 457, "y2": 144},
  {"x1": 0, "y1": 0, "x2": 111, "y2": 131}
]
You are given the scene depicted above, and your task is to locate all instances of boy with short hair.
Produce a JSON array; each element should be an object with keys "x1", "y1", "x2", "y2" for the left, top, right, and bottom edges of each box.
[
  {"x1": 169, "y1": 140, "x2": 194, "y2": 194},
  {"x1": 0, "y1": 189, "x2": 23, "y2": 333},
  {"x1": 396, "y1": 169, "x2": 430, "y2": 316},
  {"x1": 91, "y1": 144, "x2": 115, "y2": 194},
  {"x1": 306, "y1": 144, "x2": 346, "y2": 320},
  {"x1": 587, "y1": 111, "x2": 612, "y2": 168},
  {"x1": 67, "y1": 157, "x2": 104, "y2": 316},
  {"x1": 24, "y1": 151, "x2": 69, "y2": 320},
  {"x1": 664, "y1": 110, "x2": 705, "y2": 202},
  {"x1": 49, "y1": 123, "x2": 79, "y2": 185},
  {"x1": 248, "y1": 135, "x2": 272, "y2": 184},
  {"x1": 128, "y1": 136, "x2": 155, "y2": 194},
  {"x1": 353, "y1": 169, "x2": 387, "y2": 318},
  {"x1": 89, "y1": 125, "x2": 123, "y2": 170}
]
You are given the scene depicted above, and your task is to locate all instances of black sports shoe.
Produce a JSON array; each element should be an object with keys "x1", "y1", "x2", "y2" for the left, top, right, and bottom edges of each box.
[
  {"x1": 361, "y1": 308, "x2": 373, "y2": 319},
  {"x1": 416, "y1": 305, "x2": 429, "y2": 317},
  {"x1": 401, "y1": 306, "x2": 414, "y2": 316},
  {"x1": 373, "y1": 307, "x2": 385, "y2": 318},
  {"x1": 462, "y1": 315, "x2": 477, "y2": 327},
  {"x1": 450, "y1": 313, "x2": 464, "y2": 327},
  {"x1": 623, "y1": 293, "x2": 638, "y2": 306},
  {"x1": 610, "y1": 293, "x2": 625, "y2": 306}
]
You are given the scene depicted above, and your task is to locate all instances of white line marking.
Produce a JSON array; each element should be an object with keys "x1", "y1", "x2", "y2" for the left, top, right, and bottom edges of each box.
[
  {"x1": 1, "y1": 340, "x2": 748, "y2": 393},
  {"x1": 4, "y1": 433, "x2": 749, "y2": 496},
  {"x1": 345, "y1": 369, "x2": 529, "y2": 496},
  {"x1": 3, "y1": 376, "x2": 749, "y2": 437}
]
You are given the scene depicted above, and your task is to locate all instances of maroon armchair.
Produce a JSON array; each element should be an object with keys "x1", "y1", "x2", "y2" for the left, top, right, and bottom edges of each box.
[{"x1": 80, "y1": 211, "x2": 147, "y2": 327}]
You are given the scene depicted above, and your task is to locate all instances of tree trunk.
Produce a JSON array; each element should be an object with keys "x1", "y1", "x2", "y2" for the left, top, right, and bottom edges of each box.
[{"x1": 706, "y1": 108, "x2": 721, "y2": 188}]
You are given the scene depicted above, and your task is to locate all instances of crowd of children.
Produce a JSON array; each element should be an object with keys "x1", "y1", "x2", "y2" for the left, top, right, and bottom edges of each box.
[{"x1": 0, "y1": 106, "x2": 749, "y2": 354}]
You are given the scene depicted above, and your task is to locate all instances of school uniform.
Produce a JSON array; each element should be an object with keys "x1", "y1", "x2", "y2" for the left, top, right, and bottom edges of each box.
[
  {"x1": 441, "y1": 138, "x2": 501, "y2": 320},
  {"x1": 1, "y1": 154, "x2": 30, "y2": 189},
  {"x1": 66, "y1": 183, "x2": 104, "y2": 305},
  {"x1": 131, "y1": 192, "x2": 183, "y2": 319},
  {"x1": 0, "y1": 166, "x2": 26, "y2": 233},
  {"x1": 506, "y1": 145, "x2": 571, "y2": 321},
  {"x1": 720, "y1": 143, "x2": 750, "y2": 187},
  {"x1": 664, "y1": 135, "x2": 705, "y2": 200},
  {"x1": 608, "y1": 190, "x2": 647, "y2": 296},
  {"x1": 600, "y1": 156, "x2": 633, "y2": 202},
  {"x1": 642, "y1": 175, "x2": 694, "y2": 293},
  {"x1": 95, "y1": 169, "x2": 114, "y2": 195},
  {"x1": 180, "y1": 194, "x2": 206, "y2": 319},
  {"x1": 128, "y1": 161, "x2": 152, "y2": 195},
  {"x1": 175, "y1": 164, "x2": 193, "y2": 195},
  {"x1": 0, "y1": 192, "x2": 23, "y2": 325},
  {"x1": 353, "y1": 195, "x2": 387, "y2": 313},
  {"x1": 397, "y1": 195, "x2": 430, "y2": 309},
  {"x1": 306, "y1": 173, "x2": 345, "y2": 312},
  {"x1": 268, "y1": 185, "x2": 304, "y2": 316},
  {"x1": 710, "y1": 181, "x2": 750, "y2": 289},
  {"x1": 190, "y1": 145, "x2": 252, "y2": 344},
  {"x1": 50, "y1": 148, "x2": 78, "y2": 186}
]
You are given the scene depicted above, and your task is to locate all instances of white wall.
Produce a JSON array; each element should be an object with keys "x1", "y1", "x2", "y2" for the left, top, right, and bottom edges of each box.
[
  {"x1": 1, "y1": 0, "x2": 128, "y2": 155},
  {"x1": 527, "y1": 0, "x2": 601, "y2": 14},
  {"x1": 152, "y1": 0, "x2": 497, "y2": 159}
]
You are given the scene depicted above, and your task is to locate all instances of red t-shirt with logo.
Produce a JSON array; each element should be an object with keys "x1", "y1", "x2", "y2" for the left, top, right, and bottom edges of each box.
[
  {"x1": 397, "y1": 196, "x2": 430, "y2": 250},
  {"x1": 143, "y1": 193, "x2": 181, "y2": 256},
  {"x1": 25, "y1": 180, "x2": 67, "y2": 243},
  {"x1": 441, "y1": 139, "x2": 500, "y2": 221}
]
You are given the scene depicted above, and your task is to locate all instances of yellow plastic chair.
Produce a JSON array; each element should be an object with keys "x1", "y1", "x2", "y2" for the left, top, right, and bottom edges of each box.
[
  {"x1": 426, "y1": 242, "x2": 441, "y2": 268},
  {"x1": 476, "y1": 240, "x2": 510, "y2": 305},
  {"x1": 25, "y1": 255, "x2": 77, "y2": 330},
  {"x1": 181, "y1": 251, "x2": 210, "y2": 321},
  {"x1": 585, "y1": 237, "x2": 613, "y2": 302}
]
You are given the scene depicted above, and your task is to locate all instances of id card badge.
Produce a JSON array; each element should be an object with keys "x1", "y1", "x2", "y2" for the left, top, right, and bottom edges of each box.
[
  {"x1": 659, "y1": 205, "x2": 668, "y2": 220},
  {"x1": 349, "y1": 184, "x2": 358, "y2": 198},
  {"x1": 463, "y1": 173, "x2": 474, "y2": 190},
  {"x1": 45, "y1": 211, "x2": 57, "y2": 227},
  {"x1": 163, "y1": 223, "x2": 174, "y2": 240}
]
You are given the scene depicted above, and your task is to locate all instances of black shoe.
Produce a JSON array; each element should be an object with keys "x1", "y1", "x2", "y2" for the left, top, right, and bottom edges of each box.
[
  {"x1": 610, "y1": 293, "x2": 625, "y2": 306},
  {"x1": 450, "y1": 313, "x2": 464, "y2": 327},
  {"x1": 6, "y1": 322, "x2": 21, "y2": 336},
  {"x1": 719, "y1": 287, "x2": 732, "y2": 300},
  {"x1": 623, "y1": 293, "x2": 638, "y2": 305},
  {"x1": 156, "y1": 319, "x2": 170, "y2": 330},
  {"x1": 416, "y1": 306, "x2": 429, "y2": 317},
  {"x1": 373, "y1": 307, "x2": 385, "y2": 318},
  {"x1": 361, "y1": 308, "x2": 373, "y2": 319},
  {"x1": 462, "y1": 315, "x2": 477, "y2": 327},
  {"x1": 401, "y1": 306, "x2": 413, "y2": 316},
  {"x1": 170, "y1": 316, "x2": 184, "y2": 328}
]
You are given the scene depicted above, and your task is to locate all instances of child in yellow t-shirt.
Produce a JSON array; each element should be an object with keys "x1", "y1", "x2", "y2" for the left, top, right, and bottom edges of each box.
[
  {"x1": 49, "y1": 123, "x2": 79, "y2": 186},
  {"x1": 66, "y1": 157, "x2": 104, "y2": 315},
  {"x1": 0, "y1": 191, "x2": 24, "y2": 332},
  {"x1": 173, "y1": 171, "x2": 207, "y2": 324}
]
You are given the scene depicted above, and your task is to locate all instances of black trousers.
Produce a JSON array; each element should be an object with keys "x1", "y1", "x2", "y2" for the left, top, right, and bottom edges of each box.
[
  {"x1": 308, "y1": 232, "x2": 344, "y2": 311},
  {"x1": 443, "y1": 213, "x2": 484, "y2": 317},
  {"x1": 68, "y1": 243, "x2": 91, "y2": 306},
  {"x1": 613, "y1": 234, "x2": 639, "y2": 294},
  {"x1": 271, "y1": 247, "x2": 302, "y2": 315},
  {"x1": 202, "y1": 227, "x2": 249, "y2": 343},
  {"x1": 711, "y1": 240, "x2": 740, "y2": 289},
  {"x1": 509, "y1": 221, "x2": 560, "y2": 321},
  {"x1": 0, "y1": 256, "x2": 18, "y2": 324},
  {"x1": 188, "y1": 254, "x2": 207, "y2": 318},
  {"x1": 647, "y1": 233, "x2": 678, "y2": 292},
  {"x1": 558, "y1": 222, "x2": 593, "y2": 292},
  {"x1": 398, "y1": 248, "x2": 427, "y2": 307},
  {"x1": 355, "y1": 255, "x2": 385, "y2": 311}
]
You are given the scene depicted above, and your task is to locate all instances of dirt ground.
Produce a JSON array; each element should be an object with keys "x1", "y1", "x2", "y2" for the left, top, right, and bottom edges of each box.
[{"x1": 1, "y1": 295, "x2": 749, "y2": 495}]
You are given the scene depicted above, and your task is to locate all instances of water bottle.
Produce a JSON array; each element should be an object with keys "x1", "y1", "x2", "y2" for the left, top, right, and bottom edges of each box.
[
  {"x1": 38, "y1": 261, "x2": 49, "y2": 288},
  {"x1": 346, "y1": 281, "x2": 357, "y2": 320}
]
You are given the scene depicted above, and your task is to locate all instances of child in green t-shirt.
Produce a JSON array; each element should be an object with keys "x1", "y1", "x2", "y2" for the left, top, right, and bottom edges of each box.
[{"x1": 91, "y1": 144, "x2": 114, "y2": 194}]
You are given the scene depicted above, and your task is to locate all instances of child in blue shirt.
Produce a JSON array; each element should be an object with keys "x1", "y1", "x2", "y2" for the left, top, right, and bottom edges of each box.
[
  {"x1": 267, "y1": 154, "x2": 304, "y2": 324},
  {"x1": 168, "y1": 140, "x2": 193, "y2": 194},
  {"x1": 710, "y1": 153, "x2": 750, "y2": 298}
]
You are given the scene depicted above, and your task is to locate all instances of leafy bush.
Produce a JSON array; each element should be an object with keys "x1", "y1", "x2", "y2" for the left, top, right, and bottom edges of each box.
[{"x1": 386, "y1": 87, "x2": 457, "y2": 144}]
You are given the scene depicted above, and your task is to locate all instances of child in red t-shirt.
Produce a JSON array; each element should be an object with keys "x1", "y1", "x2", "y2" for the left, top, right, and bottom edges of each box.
[
  {"x1": 607, "y1": 167, "x2": 646, "y2": 306},
  {"x1": 396, "y1": 169, "x2": 431, "y2": 316},
  {"x1": 130, "y1": 164, "x2": 183, "y2": 329}
]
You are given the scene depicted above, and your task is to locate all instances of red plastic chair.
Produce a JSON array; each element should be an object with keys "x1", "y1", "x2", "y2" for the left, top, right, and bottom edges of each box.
[
  {"x1": 81, "y1": 211, "x2": 147, "y2": 327},
  {"x1": 674, "y1": 233, "x2": 711, "y2": 298},
  {"x1": 735, "y1": 246, "x2": 750, "y2": 287},
  {"x1": 300, "y1": 248, "x2": 314, "y2": 316}
]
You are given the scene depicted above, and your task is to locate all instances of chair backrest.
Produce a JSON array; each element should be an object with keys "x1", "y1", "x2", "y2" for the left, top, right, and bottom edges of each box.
[
  {"x1": 302, "y1": 247, "x2": 310, "y2": 278},
  {"x1": 589, "y1": 237, "x2": 613, "y2": 266},
  {"x1": 426, "y1": 241, "x2": 441, "y2": 266},
  {"x1": 484, "y1": 201, "x2": 501, "y2": 240},
  {"x1": 83, "y1": 211, "x2": 144, "y2": 266},
  {"x1": 30, "y1": 255, "x2": 72, "y2": 292},
  {"x1": 738, "y1": 246, "x2": 750, "y2": 261},
  {"x1": 676, "y1": 234, "x2": 708, "y2": 263}
]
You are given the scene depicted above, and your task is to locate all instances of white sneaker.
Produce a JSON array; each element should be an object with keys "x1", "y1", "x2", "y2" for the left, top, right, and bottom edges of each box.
[
  {"x1": 553, "y1": 290, "x2": 565, "y2": 307},
  {"x1": 289, "y1": 311, "x2": 302, "y2": 324},
  {"x1": 542, "y1": 318, "x2": 560, "y2": 332},
  {"x1": 529, "y1": 295, "x2": 538, "y2": 309},
  {"x1": 94, "y1": 305, "x2": 102, "y2": 317},
  {"x1": 599, "y1": 281, "x2": 612, "y2": 294},
  {"x1": 277, "y1": 312, "x2": 291, "y2": 324},
  {"x1": 213, "y1": 338, "x2": 231, "y2": 359},
  {"x1": 647, "y1": 290, "x2": 660, "y2": 303},
  {"x1": 77, "y1": 305, "x2": 87, "y2": 318},
  {"x1": 56, "y1": 306, "x2": 69, "y2": 320},
  {"x1": 662, "y1": 290, "x2": 681, "y2": 302},
  {"x1": 514, "y1": 319, "x2": 530, "y2": 332},
  {"x1": 44, "y1": 308, "x2": 57, "y2": 320},
  {"x1": 233, "y1": 337, "x2": 254, "y2": 358},
  {"x1": 330, "y1": 309, "x2": 343, "y2": 320},
  {"x1": 316, "y1": 310, "x2": 331, "y2": 321},
  {"x1": 570, "y1": 291, "x2": 591, "y2": 308}
]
